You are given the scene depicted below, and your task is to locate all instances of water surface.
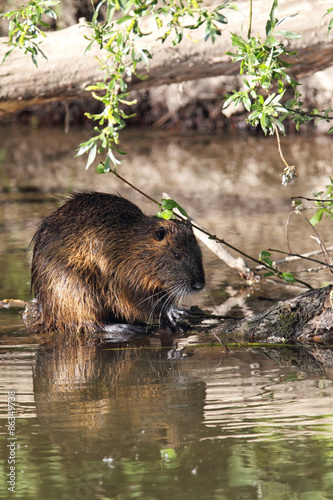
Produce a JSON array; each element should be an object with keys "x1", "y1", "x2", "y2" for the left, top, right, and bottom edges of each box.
[{"x1": 0, "y1": 126, "x2": 333, "y2": 499}]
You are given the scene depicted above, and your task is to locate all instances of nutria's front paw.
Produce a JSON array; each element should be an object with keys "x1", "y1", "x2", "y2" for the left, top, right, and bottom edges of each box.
[
  {"x1": 97, "y1": 323, "x2": 154, "y2": 343},
  {"x1": 165, "y1": 306, "x2": 191, "y2": 332}
]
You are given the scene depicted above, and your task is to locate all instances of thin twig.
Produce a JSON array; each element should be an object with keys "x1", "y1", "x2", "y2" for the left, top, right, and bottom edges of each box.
[
  {"x1": 288, "y1": 108, "x2": 333, "y2": 120},
  {"x1": 285, "y1": 210, "x2": 293, "y2": 254},
  {"x1": 298, "y1": 211, "x2": 333, "y2": 271},
  {"x1": 108, "y1": 169, "x2": 313, "y2": 289},
  {"x1": 291, "y1": 196, "x2": 333, "y2": 203},
  {"x1": 267, "y1": 248, "x2": 333, "y2": 269},
  {"x1": 212, "y1": 329, "x2": 229, "y2": 352},
  {"x1": 285, "y1": 206, "x2": 333, "y2": 272},
  {"x1": 110, "y1": 168, "x2": 160, "y2": 207},
  {"x1": 274, "y1": 123, "x2": 295, "y2": 170},
  {"x1": 163, "y1": 191, "x2": 251, "y2": 278},
  {"x1": 292, "y1": 266, "x2": 328, "y2": 274}
]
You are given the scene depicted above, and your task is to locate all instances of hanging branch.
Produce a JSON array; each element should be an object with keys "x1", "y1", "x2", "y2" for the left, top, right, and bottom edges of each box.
[
  {"x1": 267, "y1": 248, "x2": 333, "y2": 270},
  {"x1": 106, "y1": 167, "x2": 313, "y2": 289},
  {"x1": 285, "y1": 207, "x2": 333, "y2": 272}
]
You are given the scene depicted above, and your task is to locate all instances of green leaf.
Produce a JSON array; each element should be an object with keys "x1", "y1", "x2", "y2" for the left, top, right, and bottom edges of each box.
[
  {"x1": 107, "y1": 148, "x2": 122, "y2": 166},
  {"x1": 264, "y1": 93, "x2": 277, "y2": 106},
  {"x1": 116, "y1": 15, "x2": 133, "y2": 24},
  {"x1": 324, "y1": 7, "x2": 333, "y2": 16},
  {"x1": 161, "y1": 199, "x2": 188, "y2": 218},
  {"x1": 103, "y1": 153, "x2": 112, "y2": 172},
  {"x1": 85, "y1": 143, "x2": 97, "y2": 169},
  {"x1": 266, "y1": 0, "x2": 278, "y2": 37},
  {"x1": 274, "y1": 30, "x2": 301, "y2": 39},
  {"x1": 259, "y1": 251, "x2": 273, "y2": 267},
  {"x1": 328, "y1": 17, "x2": 333, "y2": 36},
  {"x1": 275, "y1": 13, "x2": 298, "y2": 29},
  {"x1": 230, "y1": 33, "x2": 247, "y2": 49},
  {"x1": 260, "y1": 113, "x2": 267, "y2": 133},
  {"x1": 262, "y1": 257, "x2": 273, "y2": 267},
  {"x1": 309, "y1": 208, "x2": 325, "y2": 226},
  {"x1": 31, "y1": 51, "x2": 38, "y2": 67},
  {"x1": 214, "y1": 13, "x2": 227, "y2": 25},
  {"x1": 76, "y1": 141, "x2": 94, "y2": 157},
  {"x1": 156, "y1": 209, "x2": 174, "y2": 220},
  {"x1": 44, "y1": 8, "x2": 57, "y2": 20},
  {"x1": 243, "y1": 95, "x2": 252, "y2": 111},
  {"x1": 223, "y1": 93, "x2": 237, "y2": 108},
  {"x1": 282, "y1": 272, "x2": 296, "y2": 283},
  {"x1": 2, "y1": 48, "x2": 15, "y2": 63},
  {"x1": 259, "y1": 250, "x2": 271, "y2": 259},
  {"x1": 96, "y1": 162, "x2": 107, "y2": 174},
  {"x1": 274, "y1": 118, "x2": 285, "y2": 133},
  {"x1": 84, "y1": 41, "x2": 94, "y2": 56},
  {"x1": 263, "y1": 271, "x2": 275, "y2": 278}
]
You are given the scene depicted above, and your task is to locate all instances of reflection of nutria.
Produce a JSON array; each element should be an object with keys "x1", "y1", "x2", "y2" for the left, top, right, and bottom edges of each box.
[{"x1": 30, "y1": 192, "x2": 205, "y2": 334}]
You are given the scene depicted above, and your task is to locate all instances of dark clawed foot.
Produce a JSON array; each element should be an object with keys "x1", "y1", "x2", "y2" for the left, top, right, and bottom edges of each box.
[{"x1": 165, "y1": 306, "x2": 191, "y2": 332}]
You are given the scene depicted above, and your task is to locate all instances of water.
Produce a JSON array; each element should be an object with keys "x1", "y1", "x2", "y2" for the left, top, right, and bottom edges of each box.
[
  {"x1": 0, "y1": 345, "x2": 333, "y2": 499},
  {"x1": 0, "y1": 126, "x2": 333, "y2": 499}
]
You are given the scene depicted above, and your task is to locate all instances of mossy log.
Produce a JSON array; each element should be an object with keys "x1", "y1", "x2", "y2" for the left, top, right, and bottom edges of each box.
[{"x1": 218, "y1": 285, "x2": 333, "y2": 345}]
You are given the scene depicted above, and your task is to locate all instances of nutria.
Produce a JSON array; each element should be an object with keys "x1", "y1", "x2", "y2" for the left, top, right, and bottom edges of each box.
[{"x1": 30, "y1": 192, "x2": 205, "y2": 335}]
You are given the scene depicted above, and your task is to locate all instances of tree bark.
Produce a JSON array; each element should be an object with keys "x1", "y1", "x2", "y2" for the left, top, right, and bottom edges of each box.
[
  {"x1": 214, "y1": 285, "x2": 333, "y2": 345},
  {"x1": 0, "y1": 0, "x2": 332, "y2": 115}
]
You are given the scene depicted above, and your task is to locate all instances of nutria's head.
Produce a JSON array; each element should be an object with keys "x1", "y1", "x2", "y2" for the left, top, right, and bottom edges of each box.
[
  {"x1": 150, "y1": 217, "x2": 205, "y2": 293},
  {"x1": 116, "y1": 216, "x2": 205, "y2": 318}
]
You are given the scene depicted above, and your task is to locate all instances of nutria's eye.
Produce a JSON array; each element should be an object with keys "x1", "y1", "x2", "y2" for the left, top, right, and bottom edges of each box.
[{"x1": 155, "y1": 226, "x2": 167, "y2": 241}]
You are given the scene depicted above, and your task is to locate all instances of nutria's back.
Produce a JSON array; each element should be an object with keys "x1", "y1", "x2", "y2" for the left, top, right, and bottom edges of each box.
[{"x1": 30, "y1": 192, "x2": 205, "y2": 334}]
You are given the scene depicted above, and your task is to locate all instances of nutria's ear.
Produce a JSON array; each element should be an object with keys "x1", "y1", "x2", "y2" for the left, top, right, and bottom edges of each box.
[{"x1": 155, "y1": 226, "x2": 167, "y2": 241}]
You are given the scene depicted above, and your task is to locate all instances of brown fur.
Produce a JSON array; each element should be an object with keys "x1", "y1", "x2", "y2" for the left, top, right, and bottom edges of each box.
[{"x1": 30, "y1": 192, "x2": 205, "y2": 334}]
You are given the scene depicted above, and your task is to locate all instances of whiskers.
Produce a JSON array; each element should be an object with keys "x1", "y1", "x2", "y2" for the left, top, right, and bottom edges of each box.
[{"x1": 135, "y1": 281, "x2": 188, "y2": 328}]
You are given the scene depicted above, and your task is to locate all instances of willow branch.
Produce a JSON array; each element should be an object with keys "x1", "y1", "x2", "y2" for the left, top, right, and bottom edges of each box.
[
  {"x1": 291, "y1": 196, "x2": 333, "y2": 203},
  {"x1": 108, "y1": 169, "x2": 313, "y2": 289},
  {"x1": 267, "y1": 247, "x2": 333, "y2": 269},
  {"x1": 110, "y1": 168, "x2": 160, "y2": 207}
]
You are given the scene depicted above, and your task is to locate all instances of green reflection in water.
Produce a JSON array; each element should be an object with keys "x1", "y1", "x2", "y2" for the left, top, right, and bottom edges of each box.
[
  {"x1": 1, "y1": 425, "x2": 332, "y2": 500},
  {"x1": 0, "y1": 344, "x2": 332, "y2": 500}
]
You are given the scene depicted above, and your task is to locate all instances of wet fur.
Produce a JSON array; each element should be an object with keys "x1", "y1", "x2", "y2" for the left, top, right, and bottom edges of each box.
[{"x1": 30, "y1": 192, "x2": 205, "y2": 334}]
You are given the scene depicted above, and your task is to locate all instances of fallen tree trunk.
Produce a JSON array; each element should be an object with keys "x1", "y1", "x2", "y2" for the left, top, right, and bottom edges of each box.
[
  {"x1": 0, "y1": 0, "x2": 332, "y2": 115},
  {"x1": 216, "y1": 285, "x2": 333, "y2": 345}
]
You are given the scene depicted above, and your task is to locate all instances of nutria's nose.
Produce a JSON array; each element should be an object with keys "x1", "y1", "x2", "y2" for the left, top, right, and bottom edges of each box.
[{"x1": 191, "y1": 279, "x2": 205, "y2": 291}]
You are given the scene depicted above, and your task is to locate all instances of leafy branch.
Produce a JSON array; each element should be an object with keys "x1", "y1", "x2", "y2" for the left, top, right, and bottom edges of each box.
[
  {"x1": 76, "y1": 0, "x2": 236, "y2": 170},
  {"x1": 0, "y1": 0, "x2": 58, "y2": 66},
  {"x1": 2, "y1": 0, "x2": 333, "y2": 178},
  {"x1": 223, "y1": 0, "x2": 333, "y2": 184},
  {"x1": 104, "y1": 166, "x2": 313, "y2": 289},
  {"x1": 281, "y1": 196, "x2": 333, "y2": 275},
  {"x1": 293, "y1": 178, "x2": 333, "y2": 227}
]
